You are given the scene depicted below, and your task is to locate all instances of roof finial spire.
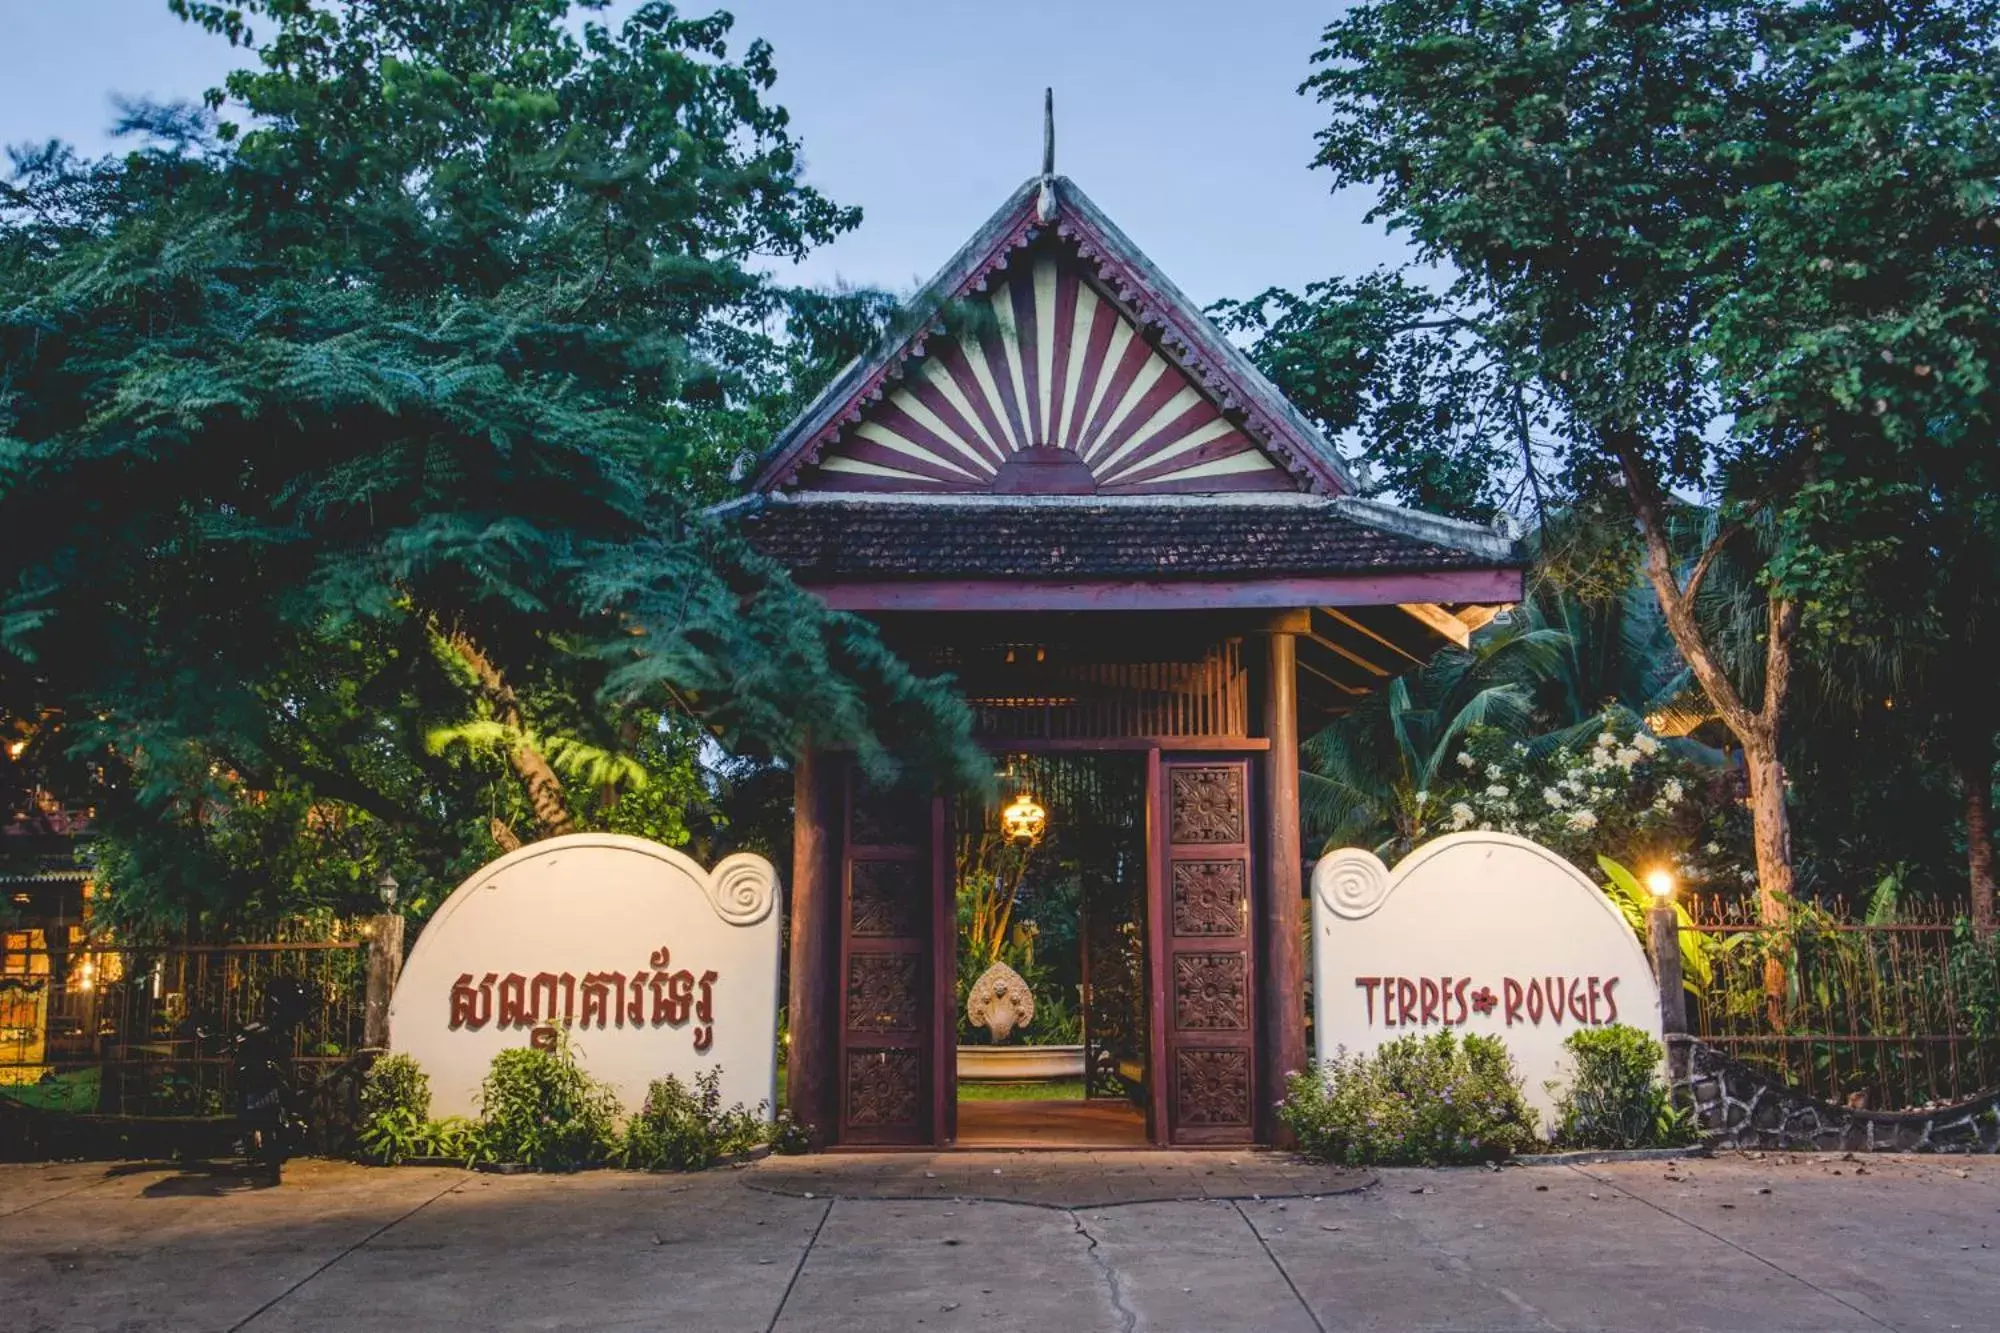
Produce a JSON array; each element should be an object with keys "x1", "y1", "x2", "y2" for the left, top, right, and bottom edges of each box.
[
  {"x1": 1042, "y1": 87, "x2": 1055, "y2": 177},
  {"x1": 1036, "y1": 87, "x2": 1058, "y2": 222}
]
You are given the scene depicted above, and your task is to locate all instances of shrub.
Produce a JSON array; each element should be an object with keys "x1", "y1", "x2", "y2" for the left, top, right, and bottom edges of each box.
[
  {"x1": 478, "y1": 1034, "x2": 620, "y2": 1171},
  {"x1": 620, "y1": 1068, "x2": 767, "y2": 1171},
  {"x1": 417, "y1": 1115, "x2": 484, "y2": 1165},
  {"x1": 1549, "y1": 1025, "x2": 1697, "y2": 1150},
  {"x1": 769, "y1": 1108, "x2": 814, "y2": 1156},
  {"x1": 355, "y1": 1054, "x2": 432, "y2": 1166},
  {"x1": 1281, "y1": 1031, "x2": 1540, "y2": 1166}
]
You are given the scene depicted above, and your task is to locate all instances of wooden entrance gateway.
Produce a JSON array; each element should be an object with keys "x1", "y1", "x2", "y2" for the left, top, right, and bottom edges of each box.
[{"x1": 730, "y1": 162, "x2": 1526, "y2": 1147}]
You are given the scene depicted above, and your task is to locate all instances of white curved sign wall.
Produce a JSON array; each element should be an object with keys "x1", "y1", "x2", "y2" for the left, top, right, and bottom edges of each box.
[
  {"x1": 1311, "y1": 831, "x2": 1663, "y2": 1126},
  {"x1": 389, "y1": 834, "x2": 782, "y2": 1119}
]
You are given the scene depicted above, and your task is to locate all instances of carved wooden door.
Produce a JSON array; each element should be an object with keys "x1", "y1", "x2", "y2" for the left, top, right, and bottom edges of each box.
[
  {"x1": 838, "y1": 771, "x2": 945, "y2": 1145},
  {"x1": 1154, "y1": 757, "x2": 1258, "y2": 1144}
]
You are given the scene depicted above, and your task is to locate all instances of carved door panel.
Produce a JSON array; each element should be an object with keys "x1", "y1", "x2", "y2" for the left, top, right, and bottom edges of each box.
[
  {"x1": 1154, "y1": 757, "x2": 1257, "y2": 1144},
  {"x1": 838, "y1": 771, "x2": 944, "y2": 1146}
]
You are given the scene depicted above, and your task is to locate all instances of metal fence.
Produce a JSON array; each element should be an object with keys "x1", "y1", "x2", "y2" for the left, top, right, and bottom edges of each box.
[
  {"x1": 0, "y1": 940, "x2": 368, "y2": 1118},
  {"x1": 1685, "y1": 895, "x2": 2000, "y2": 1111}
]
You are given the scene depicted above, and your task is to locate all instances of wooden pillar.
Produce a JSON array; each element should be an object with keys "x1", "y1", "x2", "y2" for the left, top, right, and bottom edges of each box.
[
  {"x1": 363, "y1": 913, "x2": 404, "y2": 1049},
  {"x1": 1259, "y1": 631, "x2": 1306, "y2": 1145},
  {"x1": 786, "y1": 747, "x2": 840, "y2": 1144}
]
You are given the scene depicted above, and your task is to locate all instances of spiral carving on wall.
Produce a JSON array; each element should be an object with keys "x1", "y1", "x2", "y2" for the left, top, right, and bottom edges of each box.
[
  {"x1": 705, "y1": 853, "x2": 777, "y2": 927},
  {"x1": 1313, "y1": 848, "x2": 1391, "y2": 920}
]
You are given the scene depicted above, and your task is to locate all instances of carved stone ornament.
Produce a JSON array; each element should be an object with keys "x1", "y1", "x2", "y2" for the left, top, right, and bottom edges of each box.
[
  {"x1": 1312, "y1": 848, "x2": 1390, "y2": 920},
  {"x1": 966, "y1": 960, "x2": 1036, "y2": 1042}
]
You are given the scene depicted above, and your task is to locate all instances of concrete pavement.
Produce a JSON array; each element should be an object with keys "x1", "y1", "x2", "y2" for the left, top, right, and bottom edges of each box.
[{"x1": 2, "y1": 1151, "x2": 1996, "y2": 1331}]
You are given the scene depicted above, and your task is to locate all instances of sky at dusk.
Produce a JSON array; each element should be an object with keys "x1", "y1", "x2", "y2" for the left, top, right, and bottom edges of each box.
[{"x1": 0, "y1": 1, "x2": 1411, "y2": 305}]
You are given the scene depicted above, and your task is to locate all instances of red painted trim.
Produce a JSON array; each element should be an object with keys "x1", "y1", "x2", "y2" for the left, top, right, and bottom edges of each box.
[
  {"x1": 1144, "y1": 747, "x2": 1169, "y2": 1145},
  {"x1": 828, "y1": 436, "x2": 982, "y2": 487},
  {"x1": 1103, "y1": 424, "x2": 1252, "y2": 489},
  {"x1": 1047, "y1": 266, "x2": 1080, "y2": 450},
  {"x1": 931, "y1": 793, "x2": 954, "y2": 1146},
  {"x1": 868, "y1": 400, "x2": 995, "y2": 481},
  {"x1": 1094, "y1": 468, "x2": 1293, "y2": 495},
  {"x1": 940, "y1": 342, "x2": 1016, "y2": 467},
  {"x1": 1078, "y1": 333, "x2": 1154, "y2": 460},
  {"x1": 806, "y1": 568, "x2": 1526, "y2": 613},
  {"x1": 978, "y1": 319, "x2": 1030, "y2": 452},
  {"x1": 1010, "y1": 269, "x2": 1042, "y2": 444},
  {"x1": 1064, "y1": 296, "x2": 1121, "y2": 453},
  {"x1": 994, "y1": 736, "x2": 1271, "y2": 752},
  {"x1": 1100, "y1": 401, "x2": 1222, "y2": 482},
  {"x1": 1087, "y1": 369, "x2": 1190, "y2": 472},
  {"x1": 907, "y1": 374, "x2": 1003, "y2": 472}
]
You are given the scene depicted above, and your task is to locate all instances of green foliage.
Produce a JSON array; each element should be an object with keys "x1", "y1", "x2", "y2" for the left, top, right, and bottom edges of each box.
[
  {"x1": 1209, "y1": 272, "x2": 1517, "y2": 521},
  {"x1": 619, "y1": 1068, "x2": 768, "y2": 1172},
  {"x1": 1302, "y1": 620, "x2": 1567, "y2": 855},
  {"x1": 1597, "y1": 856, "x2": 1720, "y2": 997},
  {"x1": 354, "y1": 1054, "x2": 432, "y2": 1166},
  {"x1": 478, "y1": 1034, "x2": 620, "y2": 1171},
  {"x1": 0, "y1": 0, "x2": 983, "y2": 931},
  {"x1": 1947, "y1": 920, "x2": 2000, "y2": 1041},
  {"x1": 1280, "y1": 1032, "x2": 1540, "y2": 1166},
  {"x1": 354, "y1": 1053, "x2": 484, "y2": 1166},
  {"x1": 1549, "y1": 1025, "x2": 1697, "y2": 1151}
]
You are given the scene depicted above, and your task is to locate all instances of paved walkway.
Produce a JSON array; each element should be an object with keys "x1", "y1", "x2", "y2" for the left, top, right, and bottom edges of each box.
[
  {"x1": 2, "y1": 1151, "x2": 1996, "y2": 1331},
  {"x1": 746, "y1": 1149, "x2": 1372, "y2": 1207}
]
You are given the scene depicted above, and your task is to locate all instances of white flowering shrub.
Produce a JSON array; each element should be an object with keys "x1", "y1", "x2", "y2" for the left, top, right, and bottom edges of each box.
[{"x1": 1421, "y1": 714, "x2": 1748, "y2": 889}]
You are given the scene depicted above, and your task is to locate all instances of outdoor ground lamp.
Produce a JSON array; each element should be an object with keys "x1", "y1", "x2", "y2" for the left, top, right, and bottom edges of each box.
[
  {"x1": 1644, "y1": 867, "x2": 1689, "y2": 1035},
  {"x1": 376, "y1": 868, "x2": 399, "y2": 909}
]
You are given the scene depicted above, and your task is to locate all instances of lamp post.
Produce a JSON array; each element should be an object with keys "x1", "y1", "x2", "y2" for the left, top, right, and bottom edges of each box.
[
  {"x1": 1645, "y1": 868, "x2": 1689, "y2": 1037},
  {"x1": 364, "y1": 866, "x2": 406, "y2": 1050}
]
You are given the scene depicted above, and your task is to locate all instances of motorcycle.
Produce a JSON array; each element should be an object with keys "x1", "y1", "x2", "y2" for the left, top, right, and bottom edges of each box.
[{"x1": 224, "y1": 978, "x2": 309, "y2": 1185}]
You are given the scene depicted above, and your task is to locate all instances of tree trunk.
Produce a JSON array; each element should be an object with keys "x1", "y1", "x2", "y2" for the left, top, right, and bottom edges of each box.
[
  {"x1": 1742, "y1": 738, "x2": 1794, "y2": 921},
  {"x1": 1953, "y1": 747, "x2": 1996, "y2": 940},
  {"x1": 1613, "y1": 438, "x2": 1798, "y2": 928},
  {"x1": 440, "y1": 626, "x2": 576, "y2": 840}
]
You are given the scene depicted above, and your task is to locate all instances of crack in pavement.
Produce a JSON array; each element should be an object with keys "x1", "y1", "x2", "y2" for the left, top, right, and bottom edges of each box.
[
  {"x1": 764, "y1": 1196, "x2": 833, "y2": 1333},
  {"x1": 1068, "y1": 1209, "x2": 1139, "y2": 1333},
  {"x1": 1568, "y1": 1165, "x2": 1896, "y2": 1332},
  {"x1": 228, "y1": 1173, "x2": 470, "y2": 1332},
  {"x1": 1230, "y1": 1199, "x2": 1327, "y2": 1333}
]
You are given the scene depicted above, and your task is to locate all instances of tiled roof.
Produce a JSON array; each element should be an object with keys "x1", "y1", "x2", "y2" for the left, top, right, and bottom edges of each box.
[{"x1": 731, "y1": 495, "x2": 1518, "y2": 581}]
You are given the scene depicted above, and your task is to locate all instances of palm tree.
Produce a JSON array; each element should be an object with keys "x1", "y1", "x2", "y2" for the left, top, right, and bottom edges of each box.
[{"x1": 1302, "y1": 620, "x2": 1569, "y2": 855}]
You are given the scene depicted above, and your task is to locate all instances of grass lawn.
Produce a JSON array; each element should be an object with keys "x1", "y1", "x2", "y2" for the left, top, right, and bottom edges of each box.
[
  {"x1": 955, "y1": 1079, "x2": 1085, "y2": 1102},
  {"x1": 0, "y1": 1067, "x2": 100, "y2": 1113}
]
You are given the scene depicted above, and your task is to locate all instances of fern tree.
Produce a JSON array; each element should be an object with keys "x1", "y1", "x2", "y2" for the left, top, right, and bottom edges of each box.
[{"x1": 0, "y1": 1, "x2": 979, "y2": 926}]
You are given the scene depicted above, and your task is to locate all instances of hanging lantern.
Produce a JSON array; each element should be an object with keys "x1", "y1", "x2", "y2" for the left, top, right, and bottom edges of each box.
[{"x1": 1001, "y1": 790, "x2": 1047, "y2": 845}]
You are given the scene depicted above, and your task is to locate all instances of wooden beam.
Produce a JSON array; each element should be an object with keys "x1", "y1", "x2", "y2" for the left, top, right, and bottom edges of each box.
[
  {"x1": 1303, "y1": 630, "x2": 1392, "y2": 680},
  {"x1": 1314, "y1": 607, "x2": 1429, "y2": 668},
  {"x1": 1452, "y1": 604, "x2": 1505, "y2": 633},
  {"x1": 807, "y1": 568, "x2": 1527, "y2": 613},
  {"x1": 786, "y1": 748, "x2": 840, "y2": 1144},
  {"x1": 1259, "y1": 634, "x2": 1306, "y2": 1147},
  {"x1": 1294, "y1": 639, "x2": 1373, "y2": 696},
  {"x1": 1396, "y1": 601, "x2": 1473, "y2": 649}
]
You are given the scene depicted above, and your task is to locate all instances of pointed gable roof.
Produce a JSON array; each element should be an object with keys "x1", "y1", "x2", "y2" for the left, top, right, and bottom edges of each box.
[{"x1": 751, "y1": 176, "x2": 1358, "y2": 496}]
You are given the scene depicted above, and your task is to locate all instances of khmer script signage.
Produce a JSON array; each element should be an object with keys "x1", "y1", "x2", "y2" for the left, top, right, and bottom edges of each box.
[
  {"x1": 389, "y1": 834, "x2": 781, "y2": 1119},
  {"x1": 1310, "y1": 831, "x2": 1664, "y2": 1124}
]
